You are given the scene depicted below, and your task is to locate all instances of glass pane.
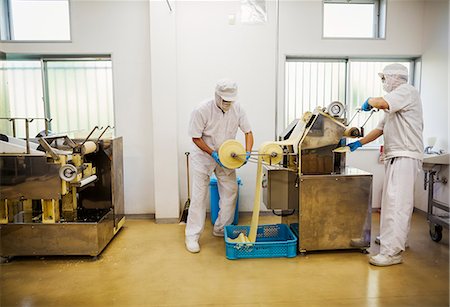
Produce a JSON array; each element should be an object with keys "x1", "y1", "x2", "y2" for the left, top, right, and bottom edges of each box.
[
  {"x1": 10, "y1": 0, "x2": 70, "y2": 40},
  {"x1": 46, "y1": 60, "x2": 114, "y2": 134},
  {"x1": 323, "y1": 3, "x2": 374, "y2": 38},
  {"x1": 0, "y1": 60, "x2": 45, "y2": 137},
  {"x1": 285, "y1": 60, "x2": 346, "y2": 127},
  {"x1": 348, "y1": 61, "x2": 412, "y2": 145}
]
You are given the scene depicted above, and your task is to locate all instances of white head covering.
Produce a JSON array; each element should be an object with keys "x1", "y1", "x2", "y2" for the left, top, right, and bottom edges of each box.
[
  {"x1": 378, "y1": 64, "x2": 408, "y2": 93},
  {"x1": 215, "y1": 79, "x2": 238, "y2": 112}
]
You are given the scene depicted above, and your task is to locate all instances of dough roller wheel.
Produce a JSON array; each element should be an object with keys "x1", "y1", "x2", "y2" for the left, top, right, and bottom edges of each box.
[
  {"x1": 218, "y1": 140, "x2": 246, "y2": 169},
  {"x1": 259, "y1": 142, "x2": 283, "y2": 165}
]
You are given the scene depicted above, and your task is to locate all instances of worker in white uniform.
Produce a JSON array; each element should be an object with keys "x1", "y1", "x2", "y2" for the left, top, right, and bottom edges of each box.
[
  {"x1": 347, "y1": 63, "x2": 423, "y2": 266},
  {"x1": 185, "y1": 79, "x2": 254, "y2": 253}
]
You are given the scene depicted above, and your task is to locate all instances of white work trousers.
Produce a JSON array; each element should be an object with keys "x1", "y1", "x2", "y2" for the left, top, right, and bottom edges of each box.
[
  {"x1": 379, "y1": 157, "x2": 421, "y2": 256},
  {"x1": 185, "y1": 165, "x2": 238, "y2": 241}
]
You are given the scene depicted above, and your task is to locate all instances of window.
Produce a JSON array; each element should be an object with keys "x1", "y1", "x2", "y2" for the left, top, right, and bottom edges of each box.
[
  {"x1": 347, "y1": 60, "x2": 412, "y2": 136},
  {"x1": 323, "y1": 0, "x2": 386, "y2": 39},
  {"x1": 285, "y1": 59, "x2": 346, "y2": 126},
  {"x1": 0, "y1": 60, "x2": 45, "y2": 136},
  {"x1": 45, "y1": 60, "x2": 114, "y2": 134},
  {"x1": 284, "y1": 58, "x2": 417, "y2": 147},
  {"x1": 0, "y1": 57, "x2": 115, "y2": 138},
  {"x1": 0, "y1": 0, "x2": 71, "y2": 41}
]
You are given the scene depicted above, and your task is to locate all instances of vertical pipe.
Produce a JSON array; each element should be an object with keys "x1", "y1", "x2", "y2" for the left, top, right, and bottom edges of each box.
[
  {"x1": 25, "y1": 118, "x2": 30, "y2": 154},
  {"x1": 41, "y1": 59, "x2": 52, "y2": 131},
  {"x1": 11, "y1": 119, "x2": 16, "y2": 137}
]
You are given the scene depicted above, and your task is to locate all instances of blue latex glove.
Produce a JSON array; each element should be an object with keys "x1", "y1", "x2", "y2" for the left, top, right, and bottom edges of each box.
[
  {"x1": 361, "y1": 98, "x2": 373, "y2": 112},
  {"x1": 348, "y1": 141, "x2": 362, "y2": 152},
  {"x1": 242, "y1": 151, "x2": 251, "y2": 165},
  {"x1": 211, "y1": 151, "x2": 224, "y2": 167}
]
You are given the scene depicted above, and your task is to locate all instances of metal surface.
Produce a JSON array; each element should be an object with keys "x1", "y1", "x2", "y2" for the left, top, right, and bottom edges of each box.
[
  {"x1": 0, "y1": 156, "x2": 61, "y2": 200},
  {"x1": 262, "y1": 166, "x2": 298, "y2": 210},
  {"x1": 0, "y1": 135, "x2": 125, "y2": 256},
  {"x1": 81, "y1": 137, "x2": 125, "y2": 227},
  {"x1": 426, "y1": 171, "x2": 449, "y2": 230},
  {"x1": 0, "y1": 210, "x2": 115, "y2": 257},
  {"x1": 300, "y1": 113, "x2": 347, "y2": 174},
  {"x1": 273, "y1": 109, "x2": 372, "y2": 252},
  {"x1": 301, "y1": 113, "x2": 346, "y2": 150},
  {"x1": 296, "y1": 168, "x2": 372, "y2": 252}
]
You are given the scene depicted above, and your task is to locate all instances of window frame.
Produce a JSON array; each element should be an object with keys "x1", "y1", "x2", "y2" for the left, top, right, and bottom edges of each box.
[
  {"x1": 322, "y1": 0, "x2": 387, "y2": 40},
  {"x1": 283, "y1": 56, "x2": 420, "y2": 149},
  {"x1": 0, "y1": 0, "x2": 72, "y2": 42}
]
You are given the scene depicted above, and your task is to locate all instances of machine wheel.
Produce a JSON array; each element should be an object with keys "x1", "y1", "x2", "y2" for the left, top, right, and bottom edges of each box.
[{"x1": 429, "y1": 224, "x2": 443, "y2": 242}]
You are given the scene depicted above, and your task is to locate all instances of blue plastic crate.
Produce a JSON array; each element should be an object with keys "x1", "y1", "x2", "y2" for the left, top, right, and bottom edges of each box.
[{"x1": 224, "y1": 224, "x2": 297, "y2": 260}]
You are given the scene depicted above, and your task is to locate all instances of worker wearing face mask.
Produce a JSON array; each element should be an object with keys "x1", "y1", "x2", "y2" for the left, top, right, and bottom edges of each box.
[
  {"x1": 347, "y1": 63, "x2": 423, "y2": 266},
  {"x1": 185, "y1": 78, "x2": 254, "y2": 253}
]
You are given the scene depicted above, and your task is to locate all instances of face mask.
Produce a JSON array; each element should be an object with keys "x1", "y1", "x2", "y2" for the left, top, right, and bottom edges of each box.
[
  {"x1": 382, "y1": 81, "x2": 394, "y2": 93},
  {"x1": 215, "y1": 94, "x2": 233, "y2": 112},
  {"x1": 221, "y1": 101, "x2": 233, "y2": 112},
  {"x1": 382, "y1": 75, "x2": 407, "y2": 93}
]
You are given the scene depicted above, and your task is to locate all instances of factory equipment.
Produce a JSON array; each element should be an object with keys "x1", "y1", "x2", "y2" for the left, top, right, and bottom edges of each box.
[
  {"x1": 423, "y1": 154, "x2": 449, "y2": 242},
  {"x1": 0, "y1": 118, "x2": 124, "y2": 259},
  {"x1": 258, "y1": 103, "x2": 373, "y2": 253}
]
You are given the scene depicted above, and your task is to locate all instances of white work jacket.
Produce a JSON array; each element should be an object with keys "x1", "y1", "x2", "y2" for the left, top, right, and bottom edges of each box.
[{"x1": 188, "y1": 99, "x2": 252, "y2": 174}]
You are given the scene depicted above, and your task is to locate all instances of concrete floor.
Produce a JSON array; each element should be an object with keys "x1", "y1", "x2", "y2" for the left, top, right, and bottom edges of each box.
[{"x1": 1, "y1": 212, "x2": 448, "y2": 307}]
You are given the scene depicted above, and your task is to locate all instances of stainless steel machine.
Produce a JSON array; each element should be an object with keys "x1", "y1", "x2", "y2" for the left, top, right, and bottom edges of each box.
[
  {"x1": 262, "y1": 103, "x2": 373, "y2": 253},
  {"x1": 0, "y1": 119, "x2": 124, "y2": 259}
]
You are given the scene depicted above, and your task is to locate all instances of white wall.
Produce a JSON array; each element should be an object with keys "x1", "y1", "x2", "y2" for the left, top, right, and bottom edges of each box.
[
  {"x1": 173, "y1": 1, "x2": 278, "y2": 212},
  {"x1": 149, "y1": 2, "x2": 180, "y2": 220},
  {"x1": 414, "y1": 0, "x2": 449, "y2": 211},
  {"x1": 1, "y1": 1, "x2": 155, "y2": 215},
  {"x1": 151, "y1": 0, "x2": 431, "y2": 214}
]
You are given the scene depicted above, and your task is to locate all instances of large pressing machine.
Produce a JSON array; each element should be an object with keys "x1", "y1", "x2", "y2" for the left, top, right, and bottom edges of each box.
[
  {"x1": 262, "y1": 102, "x2": 373, "y2": 253},
  {"x1": 0, "y1": 119, "x2": 124, "y2": 259}
]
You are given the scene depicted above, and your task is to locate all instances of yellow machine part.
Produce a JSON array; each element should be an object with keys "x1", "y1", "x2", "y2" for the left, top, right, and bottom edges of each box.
[
  {"x1": 0, "y1": 199, "x2": 8, "y2": 224},
  {"x1": 42, "y1": 199, "x2": 60, "y2": 224}
]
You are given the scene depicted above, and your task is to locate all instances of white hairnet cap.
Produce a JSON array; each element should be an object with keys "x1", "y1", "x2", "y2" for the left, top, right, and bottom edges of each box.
[
  {"x1": 378, "y1": 63, "x2": 409, "y2": 78},
  {"x1": 215, "y1": 79, "x2": 238, "y2": 101}
]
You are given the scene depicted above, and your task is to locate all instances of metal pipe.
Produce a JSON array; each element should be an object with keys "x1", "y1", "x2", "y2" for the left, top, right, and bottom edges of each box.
[
  {"x1": 80, "y1": 126, "x2": 101, "y2": 146},
  {"x1": 361, "y1": 109, "x2": 379, "y2": 128},
  {"x1": 25, "y1": 119, "x2": 32, "y2": 154},
  {"x1": 347, "y1": 108, "x2": 361, "y2": 126},
  {"x1": 165, "y1": 0, "x2": 172, "y2": 12},
  {"x1": 95, "y1": 125, "x2": 112, "y2": 144},
  {"x1": 11, "y1": 119, "x2": 16, "y2": 137}
]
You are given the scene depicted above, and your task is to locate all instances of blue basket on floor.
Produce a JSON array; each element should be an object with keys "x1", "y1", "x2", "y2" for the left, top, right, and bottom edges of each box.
[{"x1": 224, "y1": 224, "x2": 297, "y2": 260}]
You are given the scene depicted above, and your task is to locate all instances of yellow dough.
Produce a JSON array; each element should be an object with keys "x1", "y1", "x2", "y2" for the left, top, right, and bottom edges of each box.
[{"x1": 218, "y1": 140, "x2": 246, "y2": 169}]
